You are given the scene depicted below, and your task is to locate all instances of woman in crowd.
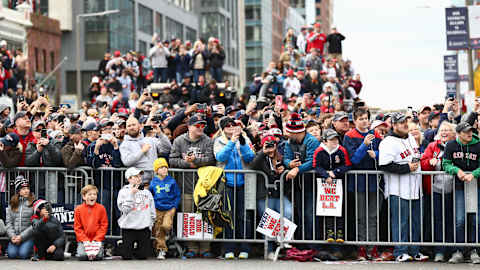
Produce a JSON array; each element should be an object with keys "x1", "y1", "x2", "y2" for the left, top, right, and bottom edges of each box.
[
  {"x1": 208, "y1": 39, "x2": 225, "y2": 83},
  {"x1": 191, "y1": 41, "x2": 208, "y2": 83},
  {"x1": 6, "y1": 176, "x2": 35, "y2": 259},
  {"x1": 420, "y1": 121, "x2": 456, "y2": 262},
  {"x1": 408, "y1": 122, "x2": 424, "y2": 153}
]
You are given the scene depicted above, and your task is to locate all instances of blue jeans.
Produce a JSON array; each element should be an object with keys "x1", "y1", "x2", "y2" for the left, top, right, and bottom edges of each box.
[
  {"x1": 193, "y1": 69, "x2": 205, "y2": 84},
  {"x1": 454, "y1": 187, "x2": 480, "y2": 250},
  {"x1": 257, "y1": 197, "x2": 293, "y2": 251},
  {"x1": 153, "y1": 67, "x2": 167, "y2": 83},
  {"x1": 433, "y1": 192, "x2": 454, "y2": 254},
  {"x1": 294, "y1": 177, "x2": 322, "y2": 241},
  {"x1": 389, "y1": 195, "x2": 421, "y2": 257},
  {"x1": 176, "y1": 72, "x2": 185, "y2": 83},
  {"x1": 210, "y1": 67, "x2": 223, "y2": 82},
  {"x1": 223, "y1": 186, "x2": 252, "y2": 254},
  {"x1": 7, "y1": 239, "x2": 34, "y2": 259}
]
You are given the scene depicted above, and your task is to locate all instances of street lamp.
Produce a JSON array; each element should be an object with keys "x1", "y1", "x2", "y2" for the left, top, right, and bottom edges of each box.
[{"x1": 76, "y1": 9, "x2": 120, "y2": 109}]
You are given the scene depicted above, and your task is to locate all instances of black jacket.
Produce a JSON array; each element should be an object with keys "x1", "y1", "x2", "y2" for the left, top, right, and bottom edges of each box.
[
  {"x1": 208, "y1": 49, "x2": 225, "y2": 68},
  {"x1": 32, "y1": 215, "x2": 65, "y2": 249},
  {"x1": 326, "y1": 33, "x2": 345, "y2": 54},
  {"x1": 25, "y1": 140, "x2": 63, "y2": 167},
  {"x1": 251, "y1": 151, "x2": 285, "y2": 199}
]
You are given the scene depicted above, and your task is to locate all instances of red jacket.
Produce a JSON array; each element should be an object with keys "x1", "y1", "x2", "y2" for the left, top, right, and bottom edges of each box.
[
  {"x1": 14, "y1": 129, "x2": 36, "y2": 166},
  {"x1": 74, "y1": 202, "x2": 108, "y2": 242},
  {"x1": 0, "y1": 67, "x2": 11, "y2": 90},
  {"x1": 307, "y1": 32, "x2": 327, "y2": 55},
  {"x1": 420, "y1": 140, "x2": 444, "y2": 195}
]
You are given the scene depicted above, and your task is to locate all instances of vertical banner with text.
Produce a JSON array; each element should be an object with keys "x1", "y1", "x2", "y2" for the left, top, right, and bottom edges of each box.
[
  {"x1": 444, "y1": 55, "x2": 459, "y2": 82},
  {"x1": 446, "y1": 7, "x2": 469, "y2": 50},
  {"x1": 468, "y1": 5, "x2": 480, "y2": 49}
]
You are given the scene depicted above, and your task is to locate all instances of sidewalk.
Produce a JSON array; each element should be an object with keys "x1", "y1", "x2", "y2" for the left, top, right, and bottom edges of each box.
[{"x1": 0, "y1": 258, "x2": 477, "y2": 270}]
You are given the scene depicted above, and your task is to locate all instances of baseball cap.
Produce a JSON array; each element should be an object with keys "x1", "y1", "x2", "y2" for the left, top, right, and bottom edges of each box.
[
  {"x1": 261, "y1": 135, "x2": 276, "y2": 146},
  {"x1": 332, "y1": 112, "x2": 348, "y2": 122},
  {"x1": 125, "y1": 167, "x2": 144, "y2": 180},
  {"x1": 219, "y1": 116, "x2": 235, "y2": 130},
  {"x1": 323, "y1": 129, "x2": 339, "y2": 140},
  {"x1": 0, "y1": 133, "x2": 19, "y2": 147},
  {"x1": 391, "y1": 112, "x2": 407, "y2": 124},
  {"x1": 69, "y1": 124, "x2": 82, "y2": 135},
  {"x1": 99, "y1": 119, "x2": 114, "y2": 128},
  {"x1": 371, "y1": 120, "x2": 387, "y2": 130},
  {"x1": 456, "y1": 122, "x2": 475, "y2": 133},
  {"x1": 83, "y1": 122, "x2": 99, "y2": 132},
  {"x1": 32, "y1": 120, "x2": 46, "y2": 130},
  {"x1": 419, "y1": 106, "x2": 432, "y2": 113},
  {"x1": 188, "y1": 114, "x2": 207, "y2": 126},
  {"x1": 428, "y1": 111, "x2": 441, "y2": 122},
  {"x1": 13, "y1": 111, "x2": 31, "y2": 124}
]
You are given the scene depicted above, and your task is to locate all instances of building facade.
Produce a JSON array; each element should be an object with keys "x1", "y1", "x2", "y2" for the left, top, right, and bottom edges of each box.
[{"x1": 315, "y1": 0, "x2": 333, "y2": 34}]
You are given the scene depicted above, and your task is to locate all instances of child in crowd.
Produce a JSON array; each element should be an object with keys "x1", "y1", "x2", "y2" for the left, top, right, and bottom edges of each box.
[
  {"x1": 313, "y1": 129, "x2": 351, "y2": 243},
  {"x1": 117, "y1": 167, "x2": 156, "y2": 260},
  {"x1": 31, "y1": 199, "x2": 65, "y2": 261},
  {"x1": 5, "y1": 176, "x2": 35, "y2": 259},
  {"x1": 149, "y1": 158, "x2": 181, "y2": 260},
  {"x1": 74, "y1": 185, "x2": 109, "y2": 261}
]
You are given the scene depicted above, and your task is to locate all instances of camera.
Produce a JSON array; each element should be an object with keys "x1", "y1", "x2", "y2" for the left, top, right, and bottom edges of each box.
[
  {"x1": 51, "y1": 106, "x2": 59, "y2": 113},
  {"x1": 197, "y1": 103, "x2": 207, "y2": 111},
  {"x1": 41, "y1": 129, "x2": 48, "y2": 138},
  {"x1": 151, "y1": 115, "x2": 162, "y2": 123},
  {"x1": 101, "y1": 134, "x2": 113, "y2": 141},
  {"x1": 18, "y1": 95, "x2": 25, "y2": 102},
  {"x1": 294, "y1": 152, "x2": 301, "y2": 160}
]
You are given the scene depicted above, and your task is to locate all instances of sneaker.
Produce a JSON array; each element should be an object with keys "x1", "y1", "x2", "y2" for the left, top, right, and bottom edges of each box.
[
  {"x1": 414, "y1": 253, "x2": 429, "y2": 262},
  {"x1": 379, "y1": 249, "x2": 394, "y2": 261},
  {"x1": 369, "y1": 246, "x2": 380, "y2": 261},
  {"x1": 157, "y1": 251, "x2": 166, "y2": 260},
  {"x1": 185, "y1": 251, "x2": 197, "y2": 258},
  {"x1": 470, "y1": 250, "x2": 480, "y2": 264},
  {"x1": 448, "y1": 251, "x2": 464, "y2": 264},
  {"x1": 238, "y1": 252, "x2": 249, "y2": 259},
  {"x1": 225, "y1": 252, "x2": 235, "y2": 260},
  {"x1": 201, "y1": 251, "x2": 215, "y2": 258},
  {"x1": 336, "y1": 230, "x2": 344, "y2": 243},
  {"x1": 326, "y1": 230, "x2": 335, "y2": 243},
  {"x1": 357, "y1": 246, "x2": 368, "y2": 261},
  {"x1": 267, "y1": 252, "x2": 276, "y2": 261},
  {"x1": 396, "y1": 253, "x2": 413, "y2": 262},
  {"x1": 434, "y1": 253, "x2": 445, "y2": 262}
]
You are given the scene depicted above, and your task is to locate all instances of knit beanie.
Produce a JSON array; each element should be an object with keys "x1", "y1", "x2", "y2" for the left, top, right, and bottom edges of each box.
[
  {"x1": 14, "y1": 175, "x2": 29, "y2": 193},
  {"x1": 153, "y1": 158, "x2": 169, "y2": 172},
  {"x1": 32, "y1": 199, "x2": 48, "y2": 214},
  {"x1": 285, "y1": 113, "x2": 305, "y2": 133}
]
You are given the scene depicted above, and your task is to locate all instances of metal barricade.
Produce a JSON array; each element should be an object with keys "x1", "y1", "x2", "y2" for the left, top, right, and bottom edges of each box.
[{"x1": 274, "y1": 170, "x2": 480, "y2": 260}]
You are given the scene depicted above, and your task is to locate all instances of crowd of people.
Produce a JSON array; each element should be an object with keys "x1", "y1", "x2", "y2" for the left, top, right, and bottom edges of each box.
[{"x1": 0, "y1": 20, "x2": 479, "y2": 264}]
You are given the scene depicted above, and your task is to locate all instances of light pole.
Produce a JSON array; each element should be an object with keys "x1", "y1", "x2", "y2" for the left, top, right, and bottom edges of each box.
[{"x1": 76, "y1": 9, "x2": 119, "y2": 109}]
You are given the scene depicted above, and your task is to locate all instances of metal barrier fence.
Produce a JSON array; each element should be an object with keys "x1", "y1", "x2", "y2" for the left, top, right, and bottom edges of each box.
[
  {"x1": 2, "y1": 167, "x2": 479, "y2": 260},
  {"x1": 275, "y1": 170, "x2": 480, "y2": 260}
]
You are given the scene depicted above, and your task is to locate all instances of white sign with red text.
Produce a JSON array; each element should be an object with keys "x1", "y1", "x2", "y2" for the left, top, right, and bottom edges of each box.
[
  {"x1": 256, "y1": 208, "x2": 297, "y2": 241},
  {"x1": 316, "y1": 178, "x2": 343, "y2": 217},
  {"x1": 176, "y1": 213, "x2": 214, "y2": 240}
]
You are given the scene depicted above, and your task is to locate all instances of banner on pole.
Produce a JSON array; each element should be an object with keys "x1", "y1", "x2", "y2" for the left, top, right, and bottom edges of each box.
[
  {"x1": 444, "y1": 55, "x2": 459, "y2": 82},
  {"x1": 469, "y1": 5, "x2": 480, "y2": 49},
  {"x1": 316, "y1": 178, "x2": 343, "y2": 217},
  {"x1": 446, "y1": 7, "x2": 469, "y2": 50},
  {"x1": 256, "y1": 208, "x2": 297, "y2": 241}
]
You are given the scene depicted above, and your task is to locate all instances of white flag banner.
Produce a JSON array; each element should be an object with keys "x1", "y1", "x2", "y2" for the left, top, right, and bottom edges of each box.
[
  {"x1": 256, "y1": 208, "x2": 297, "y2": 241},
  {"x1": 316, "y1": 178, "x2": 343, "y2": 217}
]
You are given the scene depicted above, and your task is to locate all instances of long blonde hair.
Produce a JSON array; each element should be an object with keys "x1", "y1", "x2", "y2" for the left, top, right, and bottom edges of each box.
[{"x1": 9, "y1": 192, "x2": 35, "y2": 212}]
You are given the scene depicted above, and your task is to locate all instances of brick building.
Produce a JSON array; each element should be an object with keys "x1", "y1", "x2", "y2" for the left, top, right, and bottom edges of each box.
[
  {"x1": 315, "y1": 0, "x2": 333, "y2": 34},
  {"x1": 272, "y1": 0, "x2": 289, "y2": 61}
]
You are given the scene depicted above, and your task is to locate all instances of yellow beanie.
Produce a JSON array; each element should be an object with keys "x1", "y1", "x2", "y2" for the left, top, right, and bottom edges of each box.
[{"x1": 153, "y1": 158, "x2": 169, "y2": 172}]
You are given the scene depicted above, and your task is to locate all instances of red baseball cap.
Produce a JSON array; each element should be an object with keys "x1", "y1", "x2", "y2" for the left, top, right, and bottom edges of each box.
[
  {"x1": 114, "y1": 50, "x2": 121, "y2": 57},
  {"x1": 261, "y1": 135, "x2": 276, "y2": 146},
  {"x1": 314, "y1": 23, "x2": 321, "y2": 28}
]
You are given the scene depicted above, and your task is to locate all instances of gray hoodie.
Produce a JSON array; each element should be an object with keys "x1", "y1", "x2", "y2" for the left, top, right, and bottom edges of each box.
[
  {"x1": 169, "y1": 132, "x2": 216, "y2": 194},
  {"x1": 117, "y1": 184, "x2": 156, "y2": 230},
  {"x1": 6, "y1": 197, "x2": 34, "y2": 240},
  {"x1": 120, "y1": 133, "x2": 171, "y2": 183},
  {"x1": 148, "y1": 45, "x2": 170, "y2": 68}
]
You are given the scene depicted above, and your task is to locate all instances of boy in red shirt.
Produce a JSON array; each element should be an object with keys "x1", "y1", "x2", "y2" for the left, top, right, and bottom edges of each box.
[{"x1": 74, "y1": 185, "x2": 108, "y2": 261}]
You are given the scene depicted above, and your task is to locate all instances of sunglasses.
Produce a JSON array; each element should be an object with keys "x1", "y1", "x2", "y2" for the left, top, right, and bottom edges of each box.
[
  {"x1": 224, "y1": 122, "x2": 239, "y2": 128},
  {"x1": 194, "y1": 123, "x2": 206, "y2": 129}
]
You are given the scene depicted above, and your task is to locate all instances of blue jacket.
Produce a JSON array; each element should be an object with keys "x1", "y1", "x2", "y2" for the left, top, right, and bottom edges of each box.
[
  {"x1": 214, "y1": 135, "x2": 255, "y2": 187},
  {"x1": 149, "y1": 175, "x2": 181, "y2": 211},
  {"x1": 283, "y1": 133, "x2": 320, "y2": 173},
  {"x1": 343, "y1": 128, "x2": 381, "y2": 192},
  {"x1": 86, "y1": 142, "x2": 122, "y2": 169},
  {"x1": 174, "y1": 54, "x2": 191, "y2": 74}
]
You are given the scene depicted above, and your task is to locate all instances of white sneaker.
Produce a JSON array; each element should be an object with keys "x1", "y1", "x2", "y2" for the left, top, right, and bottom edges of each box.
[
  {"x1": 225, "y1": 252, "x2": 235, "y2": 260},
  {"x1": 414, "y1": 253, "x2": 429, "y2": 262},
  {"x1": 267, "y1": 252, "x2": 275, "y2": 261},
  {"x1": 238, "y1": 252, "x2": 249, "y2": 259},
  {"x1": 448, "y1": 251, "x2": 464, "y2": 264},
  {"x1": 157, "y1": 251, "x2": 166, "y2": 260},
  {"x1": 396, "y1": 253, "x2": 413, "y2": 262},
  {"x1": 434, "y1": 253, "x2": 445, "y2": 262},
  {"x1": 470, "y1": 250, "x2": 480, "y2": 264}
]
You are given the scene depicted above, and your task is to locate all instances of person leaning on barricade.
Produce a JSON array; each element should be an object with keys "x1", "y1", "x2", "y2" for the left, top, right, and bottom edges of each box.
[
  {"x1": 169, "y1": 113, "x2": 216, "y2": 258},
  {"x1": 283, "y1": 113, "x2": 320, "y2": 246},
  {"x1": 0, "y1": 132, "x2": 22, "y2": 168},
  {"x1": 442, "y1": 122, "x2": 480, "y2": 264},
  {"x1": 74, "y1": 185, "x2": 108, "y2": 261},
  {"x1": 60, "y1": 124, "x2": 85, "y2": 169},
  {"x1": 378, "y1": 112, "x2": 428, "y2": 262},
  {"x1": 117, "y1": 167, "x2": 156, "y2": 260}
]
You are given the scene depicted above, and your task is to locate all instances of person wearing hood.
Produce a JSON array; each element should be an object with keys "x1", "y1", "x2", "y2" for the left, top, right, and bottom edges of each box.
[
  {"x1": 420, "y1": 121, "x2": 456, "y2": 262},
  {"x1": 30, "y1": 199, "x2": 65, "y2": 261},
  {"x1": 0, "y1": 104, "x2": 10, "y2": 121},
  {"x1": 5, "y1": 176, "x2": 35, "y2": 259},
  {"x1": 0, "y1": 132, "x2": 22, "y2": 168},
  {"x1": 313, "y1": 129, "x2": 351, "y2": 243},
  {"x1": 120, "y1": 117, "x2": 171, "y2": 184},
  {"x1": 442, "y1": 122, "x2": 480, "y2": 264},
  {"x1": 379, "y1": 113, "x2": 428, "y2": 262},
  {"x1": 214, "y1": 116, "x2": 255, "y2": 260},
  {"x1": 169, "y1": 113, "x2": 215, "y2": 258}
]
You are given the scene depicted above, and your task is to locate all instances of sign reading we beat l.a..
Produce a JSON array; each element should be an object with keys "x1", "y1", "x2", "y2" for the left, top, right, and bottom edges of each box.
[{"x1": 316, "y1": 179, "x2": 343, "y2": 217}]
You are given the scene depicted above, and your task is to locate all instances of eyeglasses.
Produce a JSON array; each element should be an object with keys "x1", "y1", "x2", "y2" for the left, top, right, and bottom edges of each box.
[{"x1": 194, "y1": 123, "x2": 206, "y2": 129}]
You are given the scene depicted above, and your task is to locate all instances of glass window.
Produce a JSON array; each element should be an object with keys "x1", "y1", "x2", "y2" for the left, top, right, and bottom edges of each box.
[
  {"x1": 246, "y1": 46, "x2": 262, "y2": 60},
  {"x1": 50, "y1": 52, "x2": 55, "y2": 71},
  {"x1": 138, "y1": 40, "x2": 147, "y2": 56},
  {"x1": 85, "y1": 0, "x2": 105, "y2": 13},
  {"x1": 245, "y1": 6, "x2": 261, "y2": 20},
  {"x1": 246, "y1": 67, "x2": 263, "y2": 82},
  {"x1": 42, "y1": 49, "x2": 47, "y2": 73},
  {"x1": 155, "y1": 13, "x2": 163, "y2": 40},
  {"x1": 316, "y1": 7, "x2": 321, "y2": 16},
  {"x1": 138, "y1": 4, "x2": 153, "y2": 35},
  {"x1": 35, "y1": 47, "x2": 39, "y2": 71},
  {"x1": 66, "y1": 71, "x2": 76, "y2": 95},
  {"x1": 246, "y1": 25, "x2": 261, "y2": 41},
  {"x1": 186, "y1": 27, "x2": 197, "y2": 42},
  {"x1": 165, "y1": 17, "x2": 184, "y2": 40},
  {"x1": 39, "y1": 0, "x2": 49, "y2": 16},
  {"x1": 108, "y1": 0, "x2": 135, "y2": 57}
]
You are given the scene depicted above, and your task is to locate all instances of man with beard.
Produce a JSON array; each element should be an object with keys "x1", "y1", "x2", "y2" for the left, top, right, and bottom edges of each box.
[
  {"x1": 13, "y1": 111, "x2": 36, "y2": 166},
  {"x1": 120, "y1": 117, "x2": 171, "y2": 184},
  {"x1": 61, "y1": 125, "x2": 85, "y2": 169}
]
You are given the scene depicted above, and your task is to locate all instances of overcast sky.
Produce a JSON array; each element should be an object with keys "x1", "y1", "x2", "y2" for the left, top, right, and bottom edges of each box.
[{"x1": 334, "y1": 0, "x2": 456, "y2": 110}]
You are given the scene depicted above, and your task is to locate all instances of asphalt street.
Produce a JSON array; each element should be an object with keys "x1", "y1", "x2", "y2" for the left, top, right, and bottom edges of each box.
[{"x1": 1, "y1": 258, "x2": 480, "y2": 270}]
